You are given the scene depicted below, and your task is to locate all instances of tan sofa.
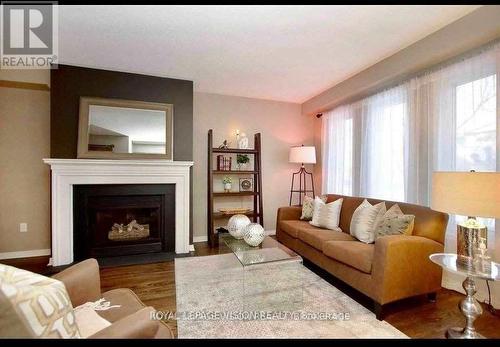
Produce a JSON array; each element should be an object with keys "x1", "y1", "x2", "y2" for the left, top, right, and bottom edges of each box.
[
  {"x1": 52, "y1": 258, "x2": 173, "y2": 338},
  {"x1": 276, "y1": 194, "x2": 449, "y2": 319}
]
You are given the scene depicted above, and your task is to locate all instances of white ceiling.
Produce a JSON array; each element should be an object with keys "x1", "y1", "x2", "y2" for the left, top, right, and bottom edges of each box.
[{"x1": 59, "y1": 5, "x2": 480, "y2": 103}]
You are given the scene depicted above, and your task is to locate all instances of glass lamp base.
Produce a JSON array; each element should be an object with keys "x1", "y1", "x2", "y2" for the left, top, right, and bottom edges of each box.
[{"x1": 446, "y1": 327, "x2": 484, "y2": 339}]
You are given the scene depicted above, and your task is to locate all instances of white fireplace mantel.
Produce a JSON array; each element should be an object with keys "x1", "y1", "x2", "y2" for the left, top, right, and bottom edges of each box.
[{"x1": 43, "y1": 158, "x2": 194, "y2": 266}]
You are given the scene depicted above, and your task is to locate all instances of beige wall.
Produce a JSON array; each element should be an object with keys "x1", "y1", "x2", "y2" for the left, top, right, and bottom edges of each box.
[
  {"x1": 193, "y1": 92, "x2": 314, "y2": 239},
  {"x1": 0, "y1": 70, "x2": 51, "y2": 255}
]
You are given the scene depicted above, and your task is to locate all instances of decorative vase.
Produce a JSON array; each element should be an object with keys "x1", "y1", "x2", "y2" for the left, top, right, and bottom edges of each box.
[
  {"x1": 227, "y1": 214, "x2": 251, "y2": 239},
  {"x1": 243, "y1": 223, "x2": 265, "y2": 247},
  {"x1": 224, "y1": 183, "x2": 232, "y2": 192}
]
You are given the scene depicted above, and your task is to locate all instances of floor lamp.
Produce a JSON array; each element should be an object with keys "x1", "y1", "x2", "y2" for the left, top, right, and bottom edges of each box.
[{"x1": 289, "y1": 145, "x2": 316, "y2": 206}]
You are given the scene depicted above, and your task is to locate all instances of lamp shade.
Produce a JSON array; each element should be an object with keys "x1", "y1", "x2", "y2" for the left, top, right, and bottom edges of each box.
[
  {"x1": 289, "y1": 146, "x2": 316, "y2": 164},
  {"x1": 431, "y1": 171, "x2": 500, "y2": 219}
]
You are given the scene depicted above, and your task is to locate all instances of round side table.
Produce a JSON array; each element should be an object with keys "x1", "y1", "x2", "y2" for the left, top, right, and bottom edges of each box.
[{"x1": 430, "y1": 253, "x2": 500, "y2": 339}]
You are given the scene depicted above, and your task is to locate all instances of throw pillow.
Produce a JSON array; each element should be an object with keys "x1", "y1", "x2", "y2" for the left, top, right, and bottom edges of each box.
[
  {"x1": 350, "y1": 199, "x2": 386, "y2": 244},
  {"x1": 300, "y1": 195, "x2": 327, "y2": 220},
  {"x1": 309, "y1": 197, "x2": 343, "y2": 231},
  {"x1": 375, "y1": 204, "x2": 415, "y2": 239},
  {"x1": 73, "y1": 306, "x2": 111, "y2": 338},
  {"x1": 0, "y1": 264, "x2": 81, "y2": 338}
]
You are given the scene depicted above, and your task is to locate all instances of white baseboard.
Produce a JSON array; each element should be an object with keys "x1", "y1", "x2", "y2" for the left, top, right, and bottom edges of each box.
[
  {"x1": 0, "y1": 249, "x2": 51, "y2": 260},
  {"x1": 193, "y1": 236, "x2": 208, "y2": 243},
  {"x1": 265, "y1": 229, "x2": 276, "y2": 236}
]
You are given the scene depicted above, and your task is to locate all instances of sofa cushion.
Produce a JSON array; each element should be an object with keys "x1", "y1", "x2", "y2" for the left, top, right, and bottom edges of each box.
[
  {"x1": 298, "y1": 227, "x2": 354, "y2": 251},
  {"x1": 279, "y1": 220, "x2": 312, "y2": 238},
  {"x1": 323, "y1": 240, "x2": 375, "y2": 274}
]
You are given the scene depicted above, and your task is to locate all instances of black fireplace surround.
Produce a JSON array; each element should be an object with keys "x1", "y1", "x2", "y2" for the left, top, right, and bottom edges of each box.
[{"x1": 73, "y1": 184, "x2": 175, "y2": 262}]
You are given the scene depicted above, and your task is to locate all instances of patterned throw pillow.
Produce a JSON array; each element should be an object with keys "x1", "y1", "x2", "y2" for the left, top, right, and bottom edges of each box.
[
  {"x1": 349, "y1": 199, "x2": 386, "y2": 244},
  {"x1": 309, "y1": 197, "x2": 343, "y2": 231},
  {"x1": 0, "y1": 264, "x2": 80, "y2": 338},
  {"x1": 375, "y1": 204, "x2": 415, "y2": 240},
  {"x1": 300, "y1": 195, "x2": 326, "y2": 220}
]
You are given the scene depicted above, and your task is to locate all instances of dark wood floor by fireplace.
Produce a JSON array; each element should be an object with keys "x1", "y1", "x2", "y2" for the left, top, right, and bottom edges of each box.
[{"x1": 73, "y1": 184, "x2": 175, "y2": 264}]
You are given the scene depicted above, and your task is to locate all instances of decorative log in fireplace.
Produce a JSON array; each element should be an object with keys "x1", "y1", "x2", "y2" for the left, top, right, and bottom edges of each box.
[{"x1": 73, "y1": 184, "x2": 175, "y2": 262}]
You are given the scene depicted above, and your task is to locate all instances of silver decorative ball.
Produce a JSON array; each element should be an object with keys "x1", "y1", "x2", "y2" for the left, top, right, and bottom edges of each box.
[
  {"x1": 243, "y1": 223, "x2": 265, "y2": 247},
  {"x1": 227, "y1": 214, "x2": 251, "y2": 239}
]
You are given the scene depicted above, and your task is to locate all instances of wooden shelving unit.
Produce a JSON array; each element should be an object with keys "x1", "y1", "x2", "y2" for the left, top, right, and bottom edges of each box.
[{"x1": 207, "y1": 129, "x2": 263, "y2": 247}]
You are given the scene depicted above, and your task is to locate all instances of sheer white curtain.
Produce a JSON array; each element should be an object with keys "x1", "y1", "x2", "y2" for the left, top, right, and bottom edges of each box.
[
  {"x1": 321, "y1": 41, "x2": 500, "y2": 305},
  {"x1": 406, "y1": 44, "x2": 499, "y2": 246},
  {"x1": 322, "y1": 85, "x2": 408, "y2": 201},
  {"x1": 322, "y1": 105, "x2": 354, "y2": 196},
  {"x1": 358, "y1": 86, "x2": 407, "y2": 201}
]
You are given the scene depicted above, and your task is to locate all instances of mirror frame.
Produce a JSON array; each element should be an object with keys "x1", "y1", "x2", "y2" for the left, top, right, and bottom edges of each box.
[{"x1": 77, "y1": 97, "x2": 174, "y2": 160}]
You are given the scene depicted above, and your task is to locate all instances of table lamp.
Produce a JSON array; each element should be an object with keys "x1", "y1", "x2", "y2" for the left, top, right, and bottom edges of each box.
[
  {"x1": 431, "y1": 171, "x2": 500, "y2": 265},
  {"x1": 289, "y1": 145, "x2": 316, "y2": 205}
]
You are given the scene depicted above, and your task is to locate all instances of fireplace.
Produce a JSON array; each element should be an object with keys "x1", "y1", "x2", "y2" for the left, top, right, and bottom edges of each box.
[{"x1": 73, "y1": 184, "x2": 175, "y2": 261}]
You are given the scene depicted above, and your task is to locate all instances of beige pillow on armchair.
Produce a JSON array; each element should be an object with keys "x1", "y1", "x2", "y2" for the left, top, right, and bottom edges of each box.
[{"x1": 0, "y1": 264, "x2": 80, "y2": 338}]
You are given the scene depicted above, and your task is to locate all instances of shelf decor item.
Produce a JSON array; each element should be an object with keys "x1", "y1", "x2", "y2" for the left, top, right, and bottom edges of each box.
[
  {"x1": 289, "y1": 145, "x2": 316, "y2": 206},
  {"x1": 431, "y1": 171, "x2": 500, "y2": 267},
  {"x1": 222, "y1": 176, "x2": 232, "y2": 192},
  {"x1": 243, "y1": 223, "x2": 265, "y2": 247},
  {"x1": 227, "y1": 214, "x2": 251, "y2": 239},
  {"x1": 218, "y1": 207, "x2": 251, "y2": 215},
  {"x1": 239, "y1": 178, "x2": 253, "y2": 192},
  {"x1": 238, "y1": 132, "x2": 249, "y2": 149},
  {"x1": 236, "y1": 154, "x2": 250, "y2": 170}
]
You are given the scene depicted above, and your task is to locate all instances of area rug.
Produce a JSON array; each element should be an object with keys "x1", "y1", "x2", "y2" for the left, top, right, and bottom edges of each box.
[{"x1": 175, "y1": 254, "x2": 407, "y2": 338}]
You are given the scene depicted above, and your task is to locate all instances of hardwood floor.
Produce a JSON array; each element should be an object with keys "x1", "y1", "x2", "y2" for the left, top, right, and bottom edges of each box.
[{"x1": 2, "y1": 243, "x2": 500, "y2": 339}]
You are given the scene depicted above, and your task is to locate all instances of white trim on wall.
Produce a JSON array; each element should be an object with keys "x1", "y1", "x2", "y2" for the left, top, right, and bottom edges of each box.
[
  {"x1": 43, "y1": 158, "x2": 194, "y2": 266},
  {"x1": 193, "y1": 236, "x2": 208, "y2": 243},
  {"x1": 0, "y1": 249, "x2": 51, "y2": 260}
]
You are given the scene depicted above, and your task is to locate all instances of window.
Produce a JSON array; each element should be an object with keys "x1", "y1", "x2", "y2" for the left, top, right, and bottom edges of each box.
[
  {"x1": 362, "y1": 101, "x2": 406, "y2": 201},
  {"x1": 455, "y1": 74, "x2": 497, "y2": 234},
  {"x1": 322, "y1": 106, "x2": 354, "y2": 196}
]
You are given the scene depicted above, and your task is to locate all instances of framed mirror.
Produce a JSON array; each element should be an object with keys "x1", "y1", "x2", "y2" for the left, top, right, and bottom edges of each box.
[{"x1": 77, "y1": 97, "x2": 173, "y2": 160}]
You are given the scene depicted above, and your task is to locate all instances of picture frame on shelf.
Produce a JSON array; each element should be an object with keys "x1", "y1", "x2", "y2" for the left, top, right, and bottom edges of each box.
[{"x1": 239, "y1": 178, "x2": 253, "y2": 192}]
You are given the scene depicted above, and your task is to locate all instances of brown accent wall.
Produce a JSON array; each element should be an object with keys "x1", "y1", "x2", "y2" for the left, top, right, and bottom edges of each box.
[
  {"x1": 50, "y1": 65, "x2": 194, "y2": 243},
  {"x1": 50, "y1": 64, "x2": 193, "y2": 160}
]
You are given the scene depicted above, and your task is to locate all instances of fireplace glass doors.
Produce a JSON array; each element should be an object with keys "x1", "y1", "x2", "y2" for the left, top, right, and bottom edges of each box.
[{"x1": 73, "y1": 184, "x2": 175, "y2": 261}]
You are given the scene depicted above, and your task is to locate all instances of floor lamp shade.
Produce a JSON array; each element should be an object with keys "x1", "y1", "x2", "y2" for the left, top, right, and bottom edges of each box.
[
  {"x1": 289, "y1": 146, "x2": 316, "y2": 164},
  {"x1": 431, "y1": 171, "x2": 500, "y2": 262}
]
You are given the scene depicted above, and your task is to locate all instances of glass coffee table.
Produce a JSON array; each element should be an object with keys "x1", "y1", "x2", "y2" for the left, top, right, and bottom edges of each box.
[{"x1": 219, "y1": 233, "x2": 304, "y2": 311}]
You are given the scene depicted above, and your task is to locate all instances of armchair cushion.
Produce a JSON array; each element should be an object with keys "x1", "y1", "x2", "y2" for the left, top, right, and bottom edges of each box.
[
  {"x1": 98, "y1": 288, "x2": 146, "y2": 323},
  {"x1": 89, "y1": 307, "x2": 159, "y2": 339},
  {"x1": 74, "y1": 306, "x2": 111, "y2": 338}
]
